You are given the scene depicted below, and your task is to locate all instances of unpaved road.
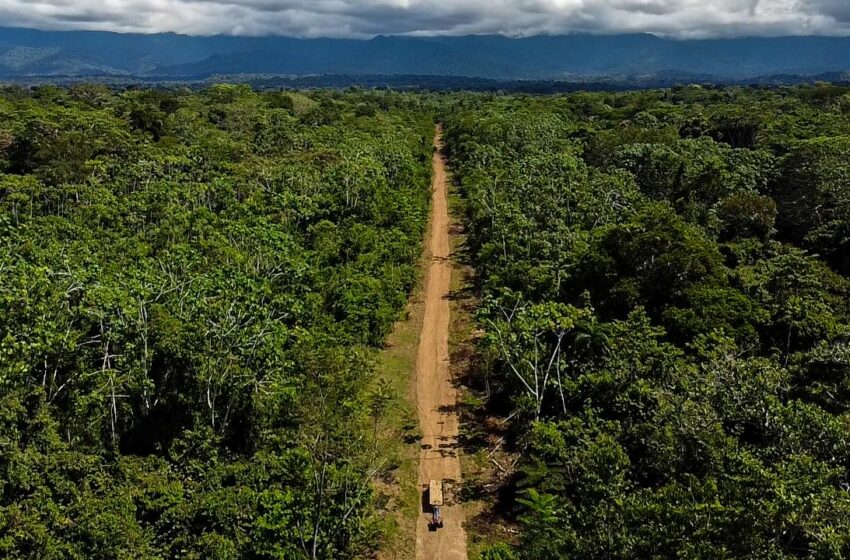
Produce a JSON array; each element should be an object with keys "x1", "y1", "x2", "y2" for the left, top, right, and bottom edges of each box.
[{"x1": 415, "y1": 125, "x2": 468, "y2": 560}]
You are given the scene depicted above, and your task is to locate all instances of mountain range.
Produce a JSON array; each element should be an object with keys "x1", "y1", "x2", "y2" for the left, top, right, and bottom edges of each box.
[{"x1": 3, "y1": 26, "x2": 850, "y2": 82}]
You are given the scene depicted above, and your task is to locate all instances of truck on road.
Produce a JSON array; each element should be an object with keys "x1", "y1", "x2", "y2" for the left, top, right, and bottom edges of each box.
[{"x1": 429, "y1": 480, "x2": 444, "y2": 528}]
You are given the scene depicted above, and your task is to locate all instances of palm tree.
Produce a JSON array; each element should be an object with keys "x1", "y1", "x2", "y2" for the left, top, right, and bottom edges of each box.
[{"x1": 572, "y1": 317, "x2": 610, "y2": 359}]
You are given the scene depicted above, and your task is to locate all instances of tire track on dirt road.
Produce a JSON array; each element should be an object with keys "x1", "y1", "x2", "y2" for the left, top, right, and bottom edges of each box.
[{"x1": 415, "y1": 125, "x2": 468, "y2": 560}]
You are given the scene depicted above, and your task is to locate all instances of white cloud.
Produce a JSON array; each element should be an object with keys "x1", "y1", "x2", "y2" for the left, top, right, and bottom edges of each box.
[{"x1": 0, "y1": 0, "x2": 847, "y2": 38}]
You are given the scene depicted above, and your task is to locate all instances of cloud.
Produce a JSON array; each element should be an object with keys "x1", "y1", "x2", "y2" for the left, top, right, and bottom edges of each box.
[
  {"x1": 0, "y1": 0, "x2": 847, "y2": 38},
  {"x1": 802, "y1": 0, "x2": 850, "y2": 23}
]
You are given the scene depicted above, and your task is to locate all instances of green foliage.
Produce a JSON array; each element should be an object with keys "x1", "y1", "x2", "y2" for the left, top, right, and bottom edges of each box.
[
  {"x1": 772, "y1": 136, "x2": 850, "y2": 273},
  {"x1": 444, "y1": 86, "x2": 850, "y2": 559},
  {"x1": 480, "y1": 542, "x2": 519, "y2": 560},
  {"x1": 0, "y1": 87, "x2": 433, "y2": 558},
  {"x1": 6, "y1": 82, "x2": 850, "y2": 560}
]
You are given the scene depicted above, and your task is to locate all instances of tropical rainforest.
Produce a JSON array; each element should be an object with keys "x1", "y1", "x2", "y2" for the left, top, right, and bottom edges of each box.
[
  {"x1": 0, "y1": 85, "x2": 434, "y2": 559},
  {"x1": 2, "y1": 83, "x2": 850, "y2": 559},
  {"x1": 444, "y1": 85, "x2": 850, "y2": 559}
]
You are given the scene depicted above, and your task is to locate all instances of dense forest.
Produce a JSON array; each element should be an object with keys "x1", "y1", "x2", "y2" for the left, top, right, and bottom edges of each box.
[
  {"x1": 0, "y1": 85, "x2": 434, "y2": 558},
  {"x1": 444, "y1": 86, "x2": 850, "y2": 558},
  {"x1": 3, "y1": 83, "x2": 850, "y2": 559}
]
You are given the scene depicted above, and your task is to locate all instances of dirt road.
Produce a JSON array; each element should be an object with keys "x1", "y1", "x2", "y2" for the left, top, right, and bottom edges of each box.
[{"x1": 415, "y1": 126, "x2": 468, "y2": 560}]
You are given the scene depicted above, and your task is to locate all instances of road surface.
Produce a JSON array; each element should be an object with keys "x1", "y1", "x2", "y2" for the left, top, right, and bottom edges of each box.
[{"x1": 415, "y1": 125, "x2": 468, "y2": 560}]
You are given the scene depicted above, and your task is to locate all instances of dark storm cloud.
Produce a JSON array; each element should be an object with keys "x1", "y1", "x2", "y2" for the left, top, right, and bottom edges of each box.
[
  {"x1": 0, "y1": 0, "x2": 846, "y2": 38},
  {"x1": 802, "y1": 0, "x2": 850, "y2": 23}
]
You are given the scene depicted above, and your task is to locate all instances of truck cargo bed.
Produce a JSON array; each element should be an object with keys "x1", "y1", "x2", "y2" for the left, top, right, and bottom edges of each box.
[{"x1": 429, "y1": 480, "x2": 444, "y2": 506}]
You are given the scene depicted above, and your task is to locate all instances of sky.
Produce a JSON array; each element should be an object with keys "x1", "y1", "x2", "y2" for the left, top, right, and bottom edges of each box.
[{"x1": 1, "y1": 0, "x2": 850, "y2": 38}]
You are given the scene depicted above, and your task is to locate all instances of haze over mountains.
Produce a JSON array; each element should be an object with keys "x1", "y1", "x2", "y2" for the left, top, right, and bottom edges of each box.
[{"x1": 3, "y1": 26, "x2": 850, "y2": 82}]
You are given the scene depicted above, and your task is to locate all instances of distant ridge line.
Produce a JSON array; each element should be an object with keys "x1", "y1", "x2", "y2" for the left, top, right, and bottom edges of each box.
[{"x1": 2, "y1": 26, "x2": 850, "y2": 81}]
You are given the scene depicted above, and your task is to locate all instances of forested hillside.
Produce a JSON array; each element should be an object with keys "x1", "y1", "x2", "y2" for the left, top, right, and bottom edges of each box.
[
  {"x1": 6, "y1": 26, "x2": 850, "y2": 82},
  {"x1": 444, "y1": 86, "x2": 850, "y2": 558},
  {"x1": 0, "y1": 85, "x2": 433, "y2": 558}
]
